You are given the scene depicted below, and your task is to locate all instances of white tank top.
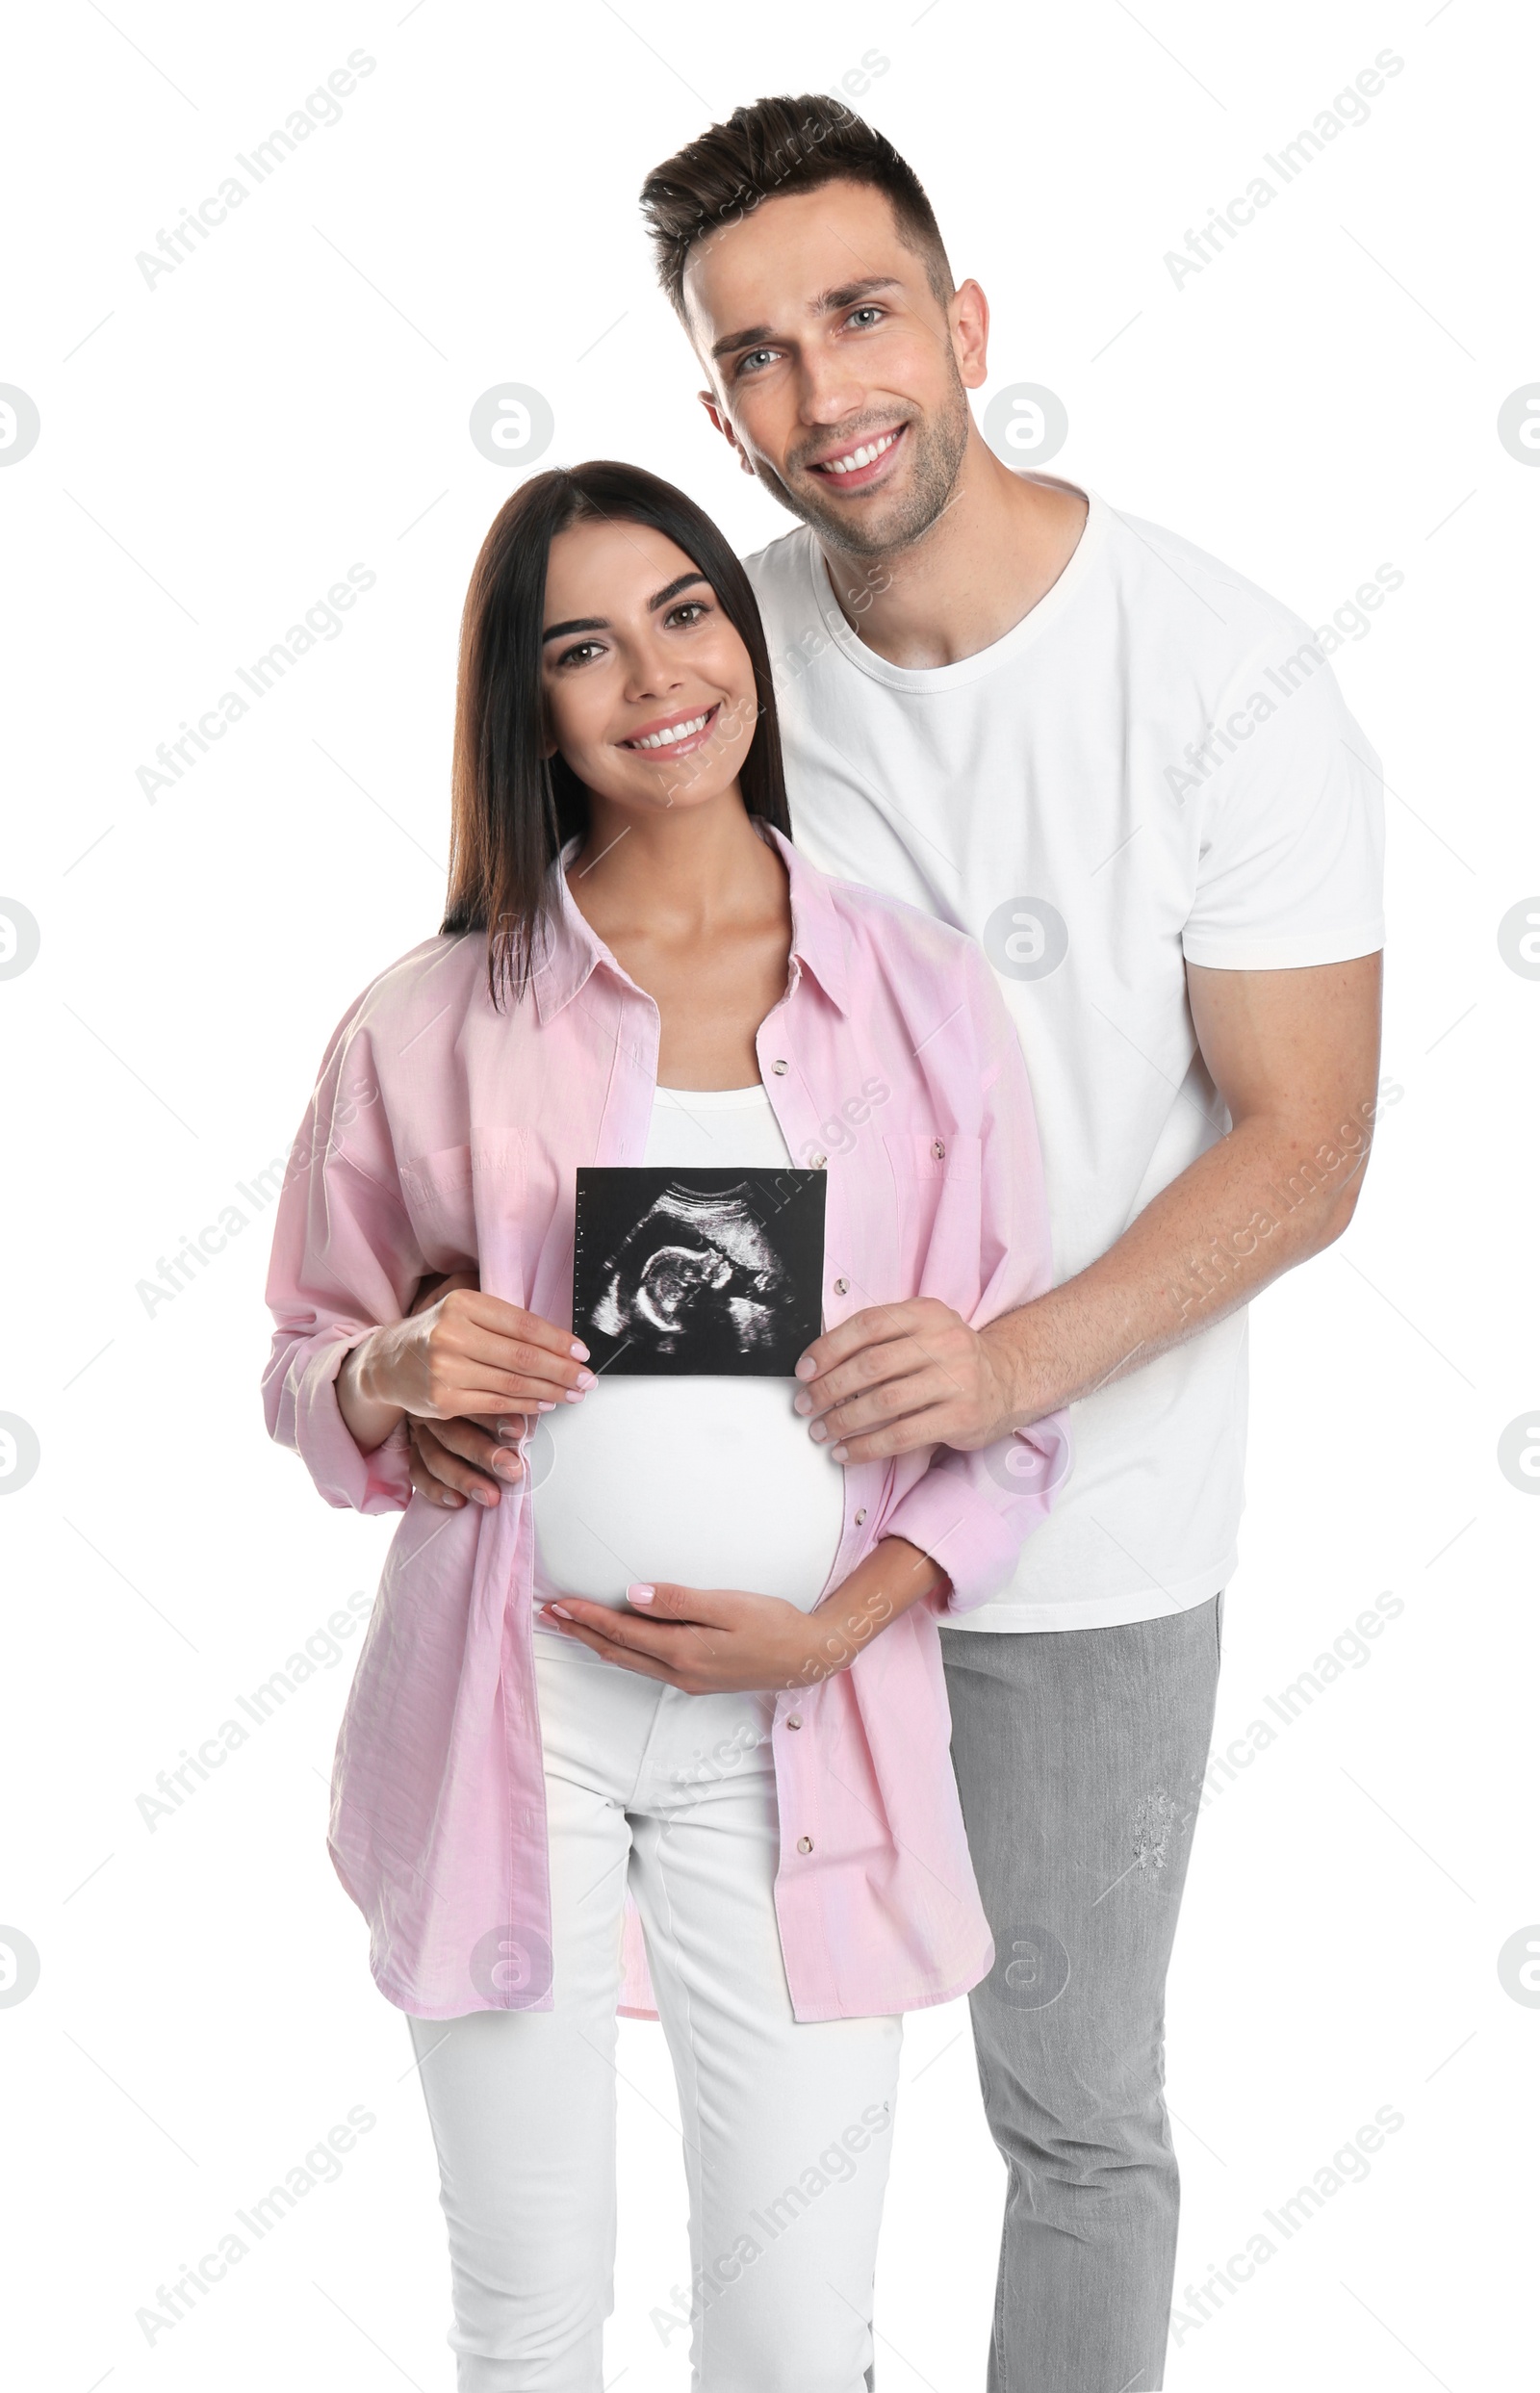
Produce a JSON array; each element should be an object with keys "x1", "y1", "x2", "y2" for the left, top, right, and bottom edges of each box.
[{"x1": 530, "y1": 1085, "x2": 847, "y2": 1614}]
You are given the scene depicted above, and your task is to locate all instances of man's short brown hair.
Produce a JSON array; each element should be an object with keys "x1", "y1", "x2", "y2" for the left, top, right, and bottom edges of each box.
[{"x1": 640, "y1": 94, "x2": 953, "y2": 320}]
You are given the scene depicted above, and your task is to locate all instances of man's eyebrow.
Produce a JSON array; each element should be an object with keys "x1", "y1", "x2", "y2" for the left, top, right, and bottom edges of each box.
[
  {"x1": 816, "y1": 275, "x2": 902, "y2": 314},
  {"x1": 709, "y1": 277, "x2": 901, "y2": 361},
  {"x1": 542, "y1": 572, "x2": 709, "y2": 644},
  {"x1": 710, "y1": 322, "x2": 774, "y2": 362}
]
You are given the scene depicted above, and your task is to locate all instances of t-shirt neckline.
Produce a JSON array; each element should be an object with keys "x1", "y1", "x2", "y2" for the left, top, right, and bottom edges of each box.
[
  {"x1": 654, "y1": 1083, "x2": 770, "y2": 1108},
  {"x1": 806, "y1": 476, "x2": 1108, "y2": 693}
]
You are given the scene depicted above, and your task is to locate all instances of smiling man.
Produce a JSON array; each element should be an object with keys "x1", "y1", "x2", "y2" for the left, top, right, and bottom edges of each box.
[{"x1": 408, "y1": 96, "x2": 1386, "y2": 2393}]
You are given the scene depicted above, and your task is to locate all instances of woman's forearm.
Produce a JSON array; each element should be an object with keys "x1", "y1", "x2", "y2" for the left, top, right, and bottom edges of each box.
[{"x1": 337, "y1": 1330, "x2": 407, "y2": 1455}]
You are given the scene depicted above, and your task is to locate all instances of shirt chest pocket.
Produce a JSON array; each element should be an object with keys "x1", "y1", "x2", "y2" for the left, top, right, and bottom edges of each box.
[
  {"x1": 398, "y1": 1145, "x2": 476, "y2": 1271},
  {"x1": 879, "y1": 1131, "x2": 984, "y2": 1295},
  {"x1": 883, "y1": 1132, "x2": 981, "y2": 1182},
  {"x1": 398, "y1": 1130, "x2": 528, "y2": 1273}
]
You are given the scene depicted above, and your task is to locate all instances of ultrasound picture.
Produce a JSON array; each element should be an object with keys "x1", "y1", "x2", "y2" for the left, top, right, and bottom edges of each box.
[{"x1": 572, "y1": 1167, "x2": 827, "y2": 1376}]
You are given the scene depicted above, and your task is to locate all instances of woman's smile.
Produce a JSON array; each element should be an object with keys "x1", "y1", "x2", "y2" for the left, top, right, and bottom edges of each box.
[{"x1": 618, "y1": 701, "x2": 721, "y2": 757}]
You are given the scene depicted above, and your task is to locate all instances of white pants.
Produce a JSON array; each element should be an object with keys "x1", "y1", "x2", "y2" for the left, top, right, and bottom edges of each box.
[{"x1": 407, "y1": 1628, "x2": 903, "y2": 2392}]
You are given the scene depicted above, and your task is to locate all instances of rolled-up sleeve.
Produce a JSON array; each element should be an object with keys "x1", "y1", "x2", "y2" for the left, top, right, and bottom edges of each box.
[
  {"x1": 261, "y1": 1011, "x2": 424, "y2": 1515},
  {"x1": 884, "y1": 939, "x2": 1071, "y2": 1611}
]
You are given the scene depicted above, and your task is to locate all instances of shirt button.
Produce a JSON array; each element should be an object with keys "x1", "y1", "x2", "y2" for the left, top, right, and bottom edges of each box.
[
  {"x1": 834, "y1": 1275, "x2": 849, "y2": 1296},
  {"x1": 785, "y1": 1714, "x2": 803, "y2": 1731},
  {"x1": 796, "y1": 1836, "x2": 813, "y2": 1854},
  {"x1": 771, "y1": 1059, "x2": 788, "y2": 1075},
  {"x1": 932, "y1": 1137, "x2": 947, "y2": 1160},
  {"x1": 855, "y1": 1507, "x2": 867, "y2": 1527}
]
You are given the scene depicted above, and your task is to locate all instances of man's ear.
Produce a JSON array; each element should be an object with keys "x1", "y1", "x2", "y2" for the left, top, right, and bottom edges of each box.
[
  {"x1": 698, "y1": 388, "x2": 758, "y2": 477},
  {"x1": 949, "y1": 277, "x2": 991, "y2": 393}
]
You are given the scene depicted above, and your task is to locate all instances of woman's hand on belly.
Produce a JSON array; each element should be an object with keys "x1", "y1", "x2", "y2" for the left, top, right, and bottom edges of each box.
[
  {"x1": 538, "y1": 1536, "x2": 946, "y2": 1694},
  {"x1": 539, "y1": 1582, "x2": 818, "y2": 1694}
]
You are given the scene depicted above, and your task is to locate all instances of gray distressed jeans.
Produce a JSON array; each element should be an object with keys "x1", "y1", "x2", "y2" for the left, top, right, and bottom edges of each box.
[{"x1": 940, "y1": 1593, "x2": 1224, "y2": 2393}]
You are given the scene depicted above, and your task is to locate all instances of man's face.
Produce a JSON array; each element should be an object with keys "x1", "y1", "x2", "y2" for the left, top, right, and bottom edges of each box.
[{"x1": 682, "y1": 180, "x2": 986, "y2": 560}]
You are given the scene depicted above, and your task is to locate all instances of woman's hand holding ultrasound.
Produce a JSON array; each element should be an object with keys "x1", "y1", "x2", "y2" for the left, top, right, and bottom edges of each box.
[{"x1": 337, "y1": 1288, "x2": 594, "y2": 1460}]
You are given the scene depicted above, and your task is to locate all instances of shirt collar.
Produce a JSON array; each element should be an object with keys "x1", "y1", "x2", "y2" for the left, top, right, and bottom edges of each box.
[
  {"x1": 762, "y1": 820, "x2": 851, "y2": 1017},
  {"x1": 526, "y1": 819, "x2": 850, "y2": 1026},
  {"x1": 526, "y1": 838, "x2": 605, "y2": 1026}
]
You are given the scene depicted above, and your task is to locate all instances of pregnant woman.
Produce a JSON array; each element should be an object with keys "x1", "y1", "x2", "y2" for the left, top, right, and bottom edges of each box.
[{"x1": 263, "y1": 460, "x2": 1067, "y2": 2393}]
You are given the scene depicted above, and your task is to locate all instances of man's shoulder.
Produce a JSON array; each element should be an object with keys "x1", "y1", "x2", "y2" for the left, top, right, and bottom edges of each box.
[
  {"x1": 742, "y1": 521, "x2": 815, "y2": 617},
  {"x1": 1099, "y1": 498, "x2": 1317, "y2": 658}
]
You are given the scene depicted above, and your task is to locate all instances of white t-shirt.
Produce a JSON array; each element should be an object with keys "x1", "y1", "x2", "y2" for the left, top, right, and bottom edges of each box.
[
  {"x1": 746, "y1": 479, "x2": 1386, "y2": 1632},
  {"x1": 531, "y1": 1084, "x2": 847, "y2": 1618}
]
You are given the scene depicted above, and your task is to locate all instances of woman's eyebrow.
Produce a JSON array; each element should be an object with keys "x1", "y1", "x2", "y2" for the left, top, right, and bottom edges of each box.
[
  {"x1": 541, "y1": 573, "x2": 709, "y2": 645},
  {"x1": 648, "y1": 571, "x2": 709, "y2": 609}
]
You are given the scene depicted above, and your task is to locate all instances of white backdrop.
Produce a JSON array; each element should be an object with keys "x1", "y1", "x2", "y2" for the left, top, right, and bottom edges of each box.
[{"x1": 2, "y1": 2, "x2": 1534, "y2": 2386}]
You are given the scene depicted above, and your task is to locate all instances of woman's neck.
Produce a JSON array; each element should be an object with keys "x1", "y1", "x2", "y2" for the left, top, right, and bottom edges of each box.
[
  {"x1": 566, "y1": 790, "x2": 794, "y2": 1090},
  {"x1": 567, "y1": 788, "x2": 784, "y2": 949}
]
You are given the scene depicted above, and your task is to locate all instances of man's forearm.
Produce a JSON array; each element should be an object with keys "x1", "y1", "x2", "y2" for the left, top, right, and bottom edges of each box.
[
  {"x1": 799, "y1": 1535, "x2": 945, "y2": 1684},
  {"x1": 992, "y1": 1102, "x2": 1377, "y2": 1424}
]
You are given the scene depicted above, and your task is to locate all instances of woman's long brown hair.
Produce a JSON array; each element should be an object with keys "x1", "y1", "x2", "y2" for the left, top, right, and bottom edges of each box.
[{"x1": 443, "y1": 459, "x2": 794, "y2": 1007}]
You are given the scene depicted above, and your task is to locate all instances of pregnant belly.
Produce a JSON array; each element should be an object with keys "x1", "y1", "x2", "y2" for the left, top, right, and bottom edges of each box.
[{"x1": 530, "y1": 1377, "x2": 847, "y2": 1610}]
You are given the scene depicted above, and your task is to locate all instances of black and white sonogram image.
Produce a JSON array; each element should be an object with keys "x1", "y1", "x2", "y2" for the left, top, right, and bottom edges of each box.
[{"x1": 572, "y1": 1168, "x2": 827, "y2": 1376}]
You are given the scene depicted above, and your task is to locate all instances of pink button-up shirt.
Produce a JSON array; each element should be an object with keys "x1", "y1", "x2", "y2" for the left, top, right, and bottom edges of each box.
[{"x1": 263, "y1": 827, "x2": 1068, "y2": 2021}]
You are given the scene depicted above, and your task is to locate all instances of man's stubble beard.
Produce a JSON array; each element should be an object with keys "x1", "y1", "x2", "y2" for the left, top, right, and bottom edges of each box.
[{"x1": 751, "y1": 373, "x2": 973, "y2": 564}]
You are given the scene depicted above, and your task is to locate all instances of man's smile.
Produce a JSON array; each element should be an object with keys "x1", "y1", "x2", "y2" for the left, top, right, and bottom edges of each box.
[{"x1": 803, "y1": 424, "x2": 908, "y2": 492}]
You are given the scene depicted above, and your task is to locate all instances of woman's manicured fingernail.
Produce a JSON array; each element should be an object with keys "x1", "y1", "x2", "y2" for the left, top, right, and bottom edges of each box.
[
  {"x1": 570, "y1": 1341, "x2": 590, "y2": 1360},
  {"x1": 547, "y1": 1603, "x2": 573, "y2": 1619},
  {"x1": 795, "y1": 1355, "x2": 817, "y2": 1380},
  {"x1": 793, "y1": 1392, "x2": 812, "y2": 1416},
  {"x1": 808, "y1": 1420, "x2": 828, "y2": 1443},
  {"x1": 575, "y1": 1368, "x2": 597, "y2": 1389},
  {"x1": 492, "y1": 1453, "x2": 523, "y2": 1480},
  {"x1": 831, "y1": 1444, "x2": 849, "y2": 1464},
  {"x1": 534, "y1": 1402, "x2": 555, "y2": 1414},
  {"x1": 628, "y1": 1583, "x2": 655, "y2": 1605},
  {"x1": 472, "y1": 1486, "x2": 496, "y2": 1505},
  {"x1": 498, "y1": 1418, "x2": 526, "y2": 1437}
]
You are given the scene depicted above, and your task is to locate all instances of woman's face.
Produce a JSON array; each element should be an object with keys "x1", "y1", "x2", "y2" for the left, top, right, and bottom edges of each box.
[{"x1": 540, "y1": 518, "x2": 759, "y2": 819}]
